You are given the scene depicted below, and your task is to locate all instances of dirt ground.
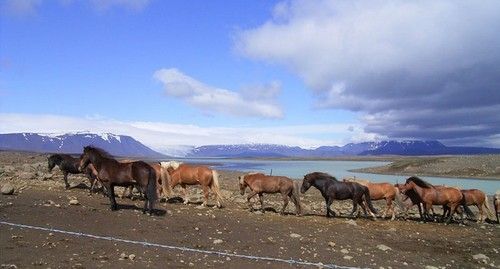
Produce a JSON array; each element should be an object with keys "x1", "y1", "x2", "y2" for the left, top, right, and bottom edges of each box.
[{"x1": 0, "y1": 151, "x2": 499, "y2": 269}]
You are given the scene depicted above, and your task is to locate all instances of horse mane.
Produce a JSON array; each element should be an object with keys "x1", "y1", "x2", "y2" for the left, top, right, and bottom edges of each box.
[
  {"x1": 310, "y1": 172, "x2": 338, "y2": 181},
  {"x1": 84, "y1": 146, "x2": 113, "y2": 159},
  {"x1": 406, "y1": 176, "x2": 433, "y2": 189},
  {"x1": 160, "y1": 160, "x2": 183, "y2": 170}
]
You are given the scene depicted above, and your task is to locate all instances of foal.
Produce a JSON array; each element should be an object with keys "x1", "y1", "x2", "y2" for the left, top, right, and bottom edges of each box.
[{"x1": 239, "y1": 173, "x2": 302, "y2": 216}]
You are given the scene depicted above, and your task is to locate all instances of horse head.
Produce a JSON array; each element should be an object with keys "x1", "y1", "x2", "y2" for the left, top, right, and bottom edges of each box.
[
  {"x1": 238, "y1": 175, "x2": 247, "y2": 195},
  {"x1": 300, "y1": 173, "x2": 314, "y2": 194}
]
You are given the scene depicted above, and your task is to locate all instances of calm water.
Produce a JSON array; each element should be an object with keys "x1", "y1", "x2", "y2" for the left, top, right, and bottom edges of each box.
[{"x1": 171, "y1": 158, "x2": 500, "y2": 194}]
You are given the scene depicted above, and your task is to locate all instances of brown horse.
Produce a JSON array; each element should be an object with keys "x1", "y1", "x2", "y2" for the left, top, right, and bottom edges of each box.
[
  {"x1": 160, "y1": 161, "x2": 223, "y2": 208},
  {"x1": 398, "y1": 176, "x2": 463, "y2": 223},
  {"x1": 119, "y1": 161, "x2": 167, "y2": 200},
  {"x1": 460, "y1": 189, "x2": 493, "y2": 223},
  {"x1": 79, "y1": 146, "x2": 158, "y2": 214},
  {"x1": 238, "y1": 173, "x2": 302, "y2": 216},
  {"x1": 344, "y1": 177, "x2": 398, "y2": 220}
]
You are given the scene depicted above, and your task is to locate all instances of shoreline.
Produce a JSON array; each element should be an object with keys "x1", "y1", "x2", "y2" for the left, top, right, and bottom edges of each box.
[{"x1": 348, "y1": 168, "x2": 500, "y2": 181}]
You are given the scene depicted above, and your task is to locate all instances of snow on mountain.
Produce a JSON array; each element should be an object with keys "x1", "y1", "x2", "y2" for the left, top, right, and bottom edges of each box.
[{"x1": 0, "y1": 132, "x2": 166, "y2": 158}]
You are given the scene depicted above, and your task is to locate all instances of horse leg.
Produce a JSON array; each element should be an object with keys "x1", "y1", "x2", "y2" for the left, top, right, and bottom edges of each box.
[
  {"x1": 446, "y1": 203, "x2": 459, "y2": 224},
  {"x1": 181, "y1": 184, "x2": 189, "y2": 204},
  {"x1": 246, "y1": 191, "x2": 258, "y2": 211},
  {"x1": 108, "y1": 183, "x2": 118, "y2": 211},
  {"x1": 142, "y1": 187, "x2": 149, "y2": 214},
  {"x1": 259, "y1": 194, "x2": 265, "y2": 213},
  {"x1": 280, "y1": 193, "x2": 289, "y2": 215},
  {"x1": 477, "y1": 204, "x2": 483, "y2": 223},
  {"x1": 326, "y1": 197, "x2": 335, "y2": 218},
  {"x1": 63, "y1": 172, "x2": 70, "y2": 189},
  {"x1": 202, "y1": 185, "x2": 210, "y2": 207}
]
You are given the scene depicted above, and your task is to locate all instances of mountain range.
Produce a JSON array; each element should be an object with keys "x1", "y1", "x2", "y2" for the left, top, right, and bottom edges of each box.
[
  {"x1": 0, "y1": 132, "x2": 166, "y2": 158},
  {"x1": 1, "y1": 132, "x2": 499, "y2": 158}
]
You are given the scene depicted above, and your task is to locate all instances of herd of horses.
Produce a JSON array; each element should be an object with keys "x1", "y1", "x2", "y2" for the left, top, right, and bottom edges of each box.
[{"x1": 47, "y1": 146, "x2": 500, "y2": 224}]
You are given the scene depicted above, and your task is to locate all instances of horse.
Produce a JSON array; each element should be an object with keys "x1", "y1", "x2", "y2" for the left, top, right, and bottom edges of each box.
[
  {"x1": 459, "y1": 189, "x2": 493, "y2": 223},
  {"x1": 118, "y1": 161, "x2": 167, "y2": 200},
  {"x1": 344, "y1": 177, "x2": 398, "y2": 220},
  {"x1": 238, "y1": 173, "x2": 302, "y2": 216},
  {"x1": 300, "y1": 172, "x2": 377, "y2": 219},
  {"x1": 79, "y1": 146, "x2": 158, "y2": 214},
  {"x1": 398, "y1": 176, "x2": 463, "y2": 223},
  {"x1": 160, "y1": 161, "x2": 223, "y2": 208},
  {"x1": 47, "y1": 153, "x2": 99, "y2": 192}
]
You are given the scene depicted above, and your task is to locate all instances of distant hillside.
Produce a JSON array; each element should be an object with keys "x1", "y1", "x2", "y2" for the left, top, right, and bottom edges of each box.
[
  {"x1": 0, "y1": 132, "x2": 166, "y2": 158},
  {"x1": 187, "y1": 141, "x2": 500, "y2": 157}
]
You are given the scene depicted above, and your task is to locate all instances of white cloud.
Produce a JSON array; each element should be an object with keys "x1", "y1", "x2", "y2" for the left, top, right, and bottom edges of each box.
[
  {"x1": 236, "y1": 0, "x2": 500, "y2": 144},
  {"x1": 0, "y1": 113, "x2": 376, "y2": 153},
  {"x1": 1, "y1": 0, "x2": 42, "y2": 16},
  {"x1": 154, "y1": 68, "x2": 284, "y2": 119}
]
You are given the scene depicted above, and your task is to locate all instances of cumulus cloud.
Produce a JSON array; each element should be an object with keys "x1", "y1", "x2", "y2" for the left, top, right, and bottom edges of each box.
[
  {"x1": 237, "y1": 0, "x2": 500, "y2": 146},
  {"x1": 0, "y1": 113, "x2": 375, "y2": 153},
  {"x1": 154, "y1": 68, "x2": 283, "y2": 119}
]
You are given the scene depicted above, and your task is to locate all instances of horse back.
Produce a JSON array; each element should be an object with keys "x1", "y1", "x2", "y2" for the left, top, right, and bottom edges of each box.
[{"x1": 245, "y1": 174, "x2": 292, "y2": 194}]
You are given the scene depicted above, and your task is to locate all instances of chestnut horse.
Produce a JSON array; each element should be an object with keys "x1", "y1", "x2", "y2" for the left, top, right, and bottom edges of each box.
[
  {"x1": 344, "y1": 177, "x2": 398, "y2": 220},
  {"x1": 301, "y1": 172, "x2": 377, "y2": 219},
  {"x1": 460, "y1": 189, "x2": 493, "y2": 223},
  {"x1": 79, "y1": 146, "x2": 158, "y2": 214},
  {"x1": 398, "y1": 176, "x2": 463, "y2": 223},
  {"x1": 48, "y1": 154, "x2": 99, "y2": 192},
  {"x1": 160, "y1": 161, "x2": 223, "y2": 208},
  {"x1": 238, "y1": 173, "x2": 302, "y2": 216}
]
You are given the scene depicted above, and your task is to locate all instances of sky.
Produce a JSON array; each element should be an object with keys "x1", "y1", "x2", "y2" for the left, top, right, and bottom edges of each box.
[{"x1": 1, "y1": 0, "x2": 499, "y2": 152}]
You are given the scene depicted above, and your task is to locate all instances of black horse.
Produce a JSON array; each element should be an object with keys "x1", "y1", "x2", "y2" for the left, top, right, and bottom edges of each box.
[
  {"x1": 48, "y1": 154, "x2": 99, "y2": 191},
  {"x1": 78, "y1": 146, "x2": 158, "y2": 215},
  {"x1": 301, "y1": 172, "x2": 378, "y2": 219}
]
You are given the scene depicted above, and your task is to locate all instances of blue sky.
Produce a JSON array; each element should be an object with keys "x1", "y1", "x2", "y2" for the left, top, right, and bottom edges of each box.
[{"x1": 1, "y1": 0, "x2": 499, "y2": 152}]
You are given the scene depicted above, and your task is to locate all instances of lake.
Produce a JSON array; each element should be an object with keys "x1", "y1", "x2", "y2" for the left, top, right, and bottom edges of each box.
[{"x1": 171, "y1": 158, "x2": 500, "y2": 194}]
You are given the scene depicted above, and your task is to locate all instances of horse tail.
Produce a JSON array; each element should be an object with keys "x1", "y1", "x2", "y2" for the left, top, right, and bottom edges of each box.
[
  {"x1": 483, "y1": 195, "x2": 494, "y2": 220},
  {"x1": 147, "y1": 167, "x2": 158, "y2": 209},
  {"x1": 291, "y1": 180, "x2": 302, "y2": 216},
  {"x1": 160, "y1": 164, "x2": 173, "y2": 198},
  {"x1": 211, "y1": 170, "x2": 223, "y2": 208},
  {"x1": 363, "y1": 188, "x2": 378, "y2": 214}
]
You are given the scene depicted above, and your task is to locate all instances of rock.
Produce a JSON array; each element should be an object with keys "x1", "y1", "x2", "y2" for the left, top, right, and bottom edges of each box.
[
  {"x1": 43, "y1": 173, "x2": 53, "y2": 180},
  {"x1": 1, "y1": 183, "x2": 14, "y2": 195},
  {"x1": 377, "y1": 244, "x2": 392, "y2": 251},
  {"x1": 69, "y1": 199, "x2": 80, "y2": 205},
  {"x1": 425, "y1": 266, "x2": 439, "y2": 269},
  {"x1": 343, "y1": 255, "x2": 353, "y2": 260},
  {"x1": 345, "y1": 219, "x2": 358, "y2": 226},
  {"x1": 290, "y1": 233, "x2": 301, "y2": 238},
  {"x1": 328, "y1": 241, "x2": 336, "y2": 248},
  {"x1": 213, "y1": 239, "x2": 223, "y2": 244},
  {"x1": 340, "y1": 249, "x2": 349, "y2": 254},
  {"x1": 472, "y1": 253, "x2": 489, "y2": 263},
  {"x1": 69, "y1": 182, "x2": 81, "y2": 189},
  {"x1": 128, "y1": 254, "x2": 136, "y2": 260},
  {"x1": 1, "y1": 184, "x2": 15, "y2": 195},
  {"x1": 119, "y1": 252, "x2": 127, "y2": 259}
]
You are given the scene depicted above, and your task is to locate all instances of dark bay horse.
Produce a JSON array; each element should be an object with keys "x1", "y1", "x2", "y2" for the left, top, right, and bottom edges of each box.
[
  {"x1": 239, "y1": 173, "x2": 302, "y2": 216},
  {"x1": 79, "y1": 146, "x2": 158, "y2": 214},
  {"x1": 301, "y1": 172, "x2": 377, "y2": 219},
  {"x1": 398, "y1": 177, "x2": 463, "y2": 223},
  {"x1": 160, "y1": 161, "x2": 223, "y2": 208},
  {"x1": 344, "y1": 178, "x2": 398, "y2": 220},
  {"x1": 48, "y1": 154, "x2": 99, "y2": 191}
]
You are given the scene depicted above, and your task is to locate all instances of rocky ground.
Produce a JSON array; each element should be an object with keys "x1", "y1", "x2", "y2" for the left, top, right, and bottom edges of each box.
[
  {"x1": 0, "y1": 151, "x2": 499, "y2": 269},
  {"x1": 352, "y1": 155, "x2": 500, "y2": 180}
]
